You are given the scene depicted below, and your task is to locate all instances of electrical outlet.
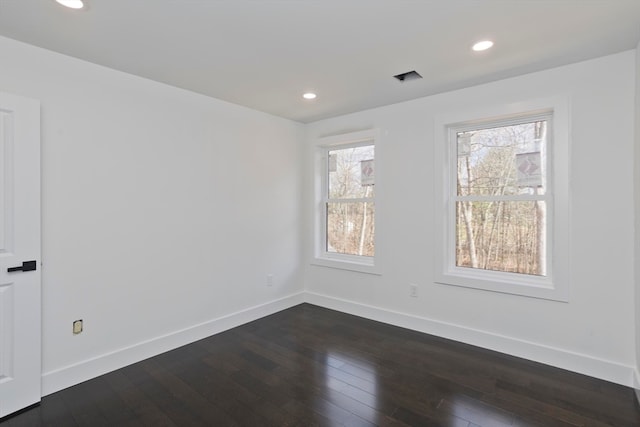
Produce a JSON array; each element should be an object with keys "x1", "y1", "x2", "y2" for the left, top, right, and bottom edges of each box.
[
  {"x1": 73, "y1": 319, "x2": 83, "y2": 334},
  {"x1": 267, "y1": 274, "x2": 274, "y2": 287},
  {"x1": 409, "y1": 284, "x2": 418, "y2": 298}
]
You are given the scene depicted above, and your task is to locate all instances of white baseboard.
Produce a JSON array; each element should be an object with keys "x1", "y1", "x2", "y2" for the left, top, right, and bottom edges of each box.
[
  {"x1": 305, "y1": 292, "x2": 636, "y2": 388},
  {"x1": 42, "y1": 290, "x2": 636, "y2": 396},
  {"x1": 42, "y1": 292, "x2": 305, "y2": 396}
]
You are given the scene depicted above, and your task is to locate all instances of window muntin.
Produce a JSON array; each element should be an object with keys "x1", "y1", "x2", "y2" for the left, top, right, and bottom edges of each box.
[
  {"x1": 324, "y1": 144, "x2": 375, "y2": 257},
  {"x1": 450, "y1": 114, "x2": 551, "y2": 277}
]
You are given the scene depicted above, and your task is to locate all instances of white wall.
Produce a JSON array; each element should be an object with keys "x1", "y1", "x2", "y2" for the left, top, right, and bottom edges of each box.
[
  {"x1": 1, "y1": 34, "x2": 636, "y2": 395},
  {"x1": 0, "y1": 36, "x2": 304, "y2": 394},
  {"x1": 304, "y1": 51, "x2": 637, "y2": 386},
  {"x1": 634, "y1": 42, "x2": 640, "y2": 395}
]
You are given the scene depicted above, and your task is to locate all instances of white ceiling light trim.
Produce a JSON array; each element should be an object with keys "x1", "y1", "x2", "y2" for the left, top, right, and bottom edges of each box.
[
  {"x1": 55, "y1": 0, "x2": 84, "y2": 9},
  {"x1": 472, "y1": 40, "x2": 494, "y2": 51},
  {"x1": 303, "y1": 92, "x2": 317, "y2": 100}
]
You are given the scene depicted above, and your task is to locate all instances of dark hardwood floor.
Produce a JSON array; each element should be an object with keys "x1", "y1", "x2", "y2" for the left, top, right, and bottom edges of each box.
[{"x1": 3, "y1": 303, "x2": 640, "y2": 426}]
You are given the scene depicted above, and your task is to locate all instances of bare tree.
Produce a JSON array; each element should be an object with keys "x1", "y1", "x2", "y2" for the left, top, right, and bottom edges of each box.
[{"x1": 455, "y1": 121, "x2": 547, "y2": 276}]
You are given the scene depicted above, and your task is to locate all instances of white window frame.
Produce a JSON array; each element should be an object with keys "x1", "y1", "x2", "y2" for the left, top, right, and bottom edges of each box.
[
  {"x1": 434, "y1": 97, "x2": 569, "y2": 301},
  {"x1": 312, "y1": 129, "x2": 380, "y2": 274}
]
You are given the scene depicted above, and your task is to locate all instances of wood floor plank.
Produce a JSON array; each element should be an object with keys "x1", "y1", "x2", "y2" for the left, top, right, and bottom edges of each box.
[{"x1": 2, "y1": 303, "x2": 640, "y2": 426}]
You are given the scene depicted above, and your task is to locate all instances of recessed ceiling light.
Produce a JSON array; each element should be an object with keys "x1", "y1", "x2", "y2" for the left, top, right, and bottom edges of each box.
[
  {"x1": 55, "y1": 0, "x2": 84, "y2": 9},
  {"x1": 472, "y1": 40, "x2": 494, "y2": 52},
  {"x1": 303, "y1": 92, "x2": 317, "y2": 100}
]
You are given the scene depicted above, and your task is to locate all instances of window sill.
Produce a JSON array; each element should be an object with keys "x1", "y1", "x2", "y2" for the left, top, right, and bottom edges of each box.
[
  {"x1": 435, "y1": 268, "x2": 568, "y2": 302},
  {"x1": 311, "y1": 256, "x2": 381, "y2": 275}
]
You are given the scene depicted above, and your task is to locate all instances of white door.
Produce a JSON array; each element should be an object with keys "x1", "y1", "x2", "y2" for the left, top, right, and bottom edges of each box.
[{"x1": 0, "y1": 92, "x2": 41, "y2": 418}]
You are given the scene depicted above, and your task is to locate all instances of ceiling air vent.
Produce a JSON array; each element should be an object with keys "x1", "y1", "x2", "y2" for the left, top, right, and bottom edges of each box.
[{"x1": 393, "y1": 70, "x2": 422, "y2": 82}]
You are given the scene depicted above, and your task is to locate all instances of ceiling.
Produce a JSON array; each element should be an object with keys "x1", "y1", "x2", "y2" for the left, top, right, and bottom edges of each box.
[{"x1": 0, "y1": 0, "x2": 639, "y2": 123}]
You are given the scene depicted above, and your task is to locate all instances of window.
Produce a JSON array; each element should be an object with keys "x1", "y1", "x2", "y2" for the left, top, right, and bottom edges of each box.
[
  {"x1": 313, "y1": 129, "x2": 379, "y2": 273},
  {"x1": 435, "y1": 98, "x2": 569, "y2": 301},
  {"x1": 326, "y1": 144, "x2": 375, "y2": 256},
  {"x1": 454, "y1": 115, "x2": 550, "y2": 276}
]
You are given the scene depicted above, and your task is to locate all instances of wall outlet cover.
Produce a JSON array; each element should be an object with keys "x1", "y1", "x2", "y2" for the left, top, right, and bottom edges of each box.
[{"x1": 73, "y1": 319, "x2": 83, "y2": 334}]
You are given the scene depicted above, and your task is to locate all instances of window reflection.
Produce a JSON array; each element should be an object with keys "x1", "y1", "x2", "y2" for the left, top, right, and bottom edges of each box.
[{"x1": 322, "y1": 351, "x2": 380, "y2": 424}]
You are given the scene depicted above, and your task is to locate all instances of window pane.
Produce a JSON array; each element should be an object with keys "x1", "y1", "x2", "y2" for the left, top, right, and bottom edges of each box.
[
  {"x1": 455, "y1": 200, "x2": 546, "y2": 276},
  {"x1": 329, "y1": 145, "x2": 375, "y2": 199},
  {"x1": 457, "y1": 121, "x2": 547, "y2": 196},
  {"x1": 326, "y1": 202, "x2": 375, "y2": 256}
]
